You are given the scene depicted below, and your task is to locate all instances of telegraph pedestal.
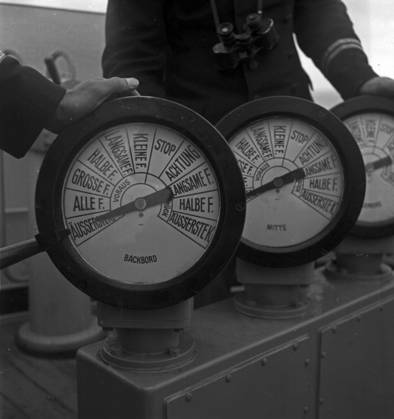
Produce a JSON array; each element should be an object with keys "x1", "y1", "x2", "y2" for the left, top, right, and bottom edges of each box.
[
  {"x1": 78, "y1": 276, "x2": 394, "y2": 419},
  {"x1": 234, "y1": 258, "x2": 314, "y2": 319},
  {"x1": 324, "y1": 236, "x2": 394, "y2": 282},
  {"x1": 96, "y1": 299, "x2": 195, "y2": 372}
]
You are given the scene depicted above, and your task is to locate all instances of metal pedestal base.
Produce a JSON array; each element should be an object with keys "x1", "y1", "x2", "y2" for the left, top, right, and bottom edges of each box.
[
  {"x1": 234, "y1": 292, "x2": 308, "y2": 319},
  {"x1": 324, "y1": 236, "x2": 394, "y2": 282},
  {"x1": 234, "y1": 259, "x2": 314, "y2": 319},
  {"x1": 324, "y1": 260, "x2": 393, "y2": 282},
  {"x1": 99, "y1": 330, "x2": 195, "y2": 372},
  {"x1": 96, "y1": 299, "x2": 194, "y2": 372},
  {"x1": 78, "y1": 275, "x2": 394, "y2": 419}
]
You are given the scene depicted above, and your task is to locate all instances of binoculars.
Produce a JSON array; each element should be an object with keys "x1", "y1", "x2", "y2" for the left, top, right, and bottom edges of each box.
[{"x1": 212, "y1": 13, "x2": 279, "y2": 71}]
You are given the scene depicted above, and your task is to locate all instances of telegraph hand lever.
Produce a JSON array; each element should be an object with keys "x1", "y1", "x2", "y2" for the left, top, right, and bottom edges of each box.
[
  {"x1": 95, "y1": 187, "x2": 173, "y2": 223},
  {"x1": 246, "y1": 167, "x2": 305, "y2": 200}
]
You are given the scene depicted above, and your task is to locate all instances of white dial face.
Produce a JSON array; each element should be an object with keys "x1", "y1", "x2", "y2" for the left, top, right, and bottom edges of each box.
[
  {"x1": 344, "y1": 112, "x2": 394, "y2": 226},
  {"x1": 61, "y1": 122, "x2": 221, "y2": 285},
  {"x1": 229, "y1": 116, "x2": 345, "y2": 250}
]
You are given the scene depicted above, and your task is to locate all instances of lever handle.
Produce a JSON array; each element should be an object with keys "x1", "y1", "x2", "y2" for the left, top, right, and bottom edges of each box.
[
  {"x1": 0, "y1": 238, "x2": 44, "y2": 269},
  {"x1": 44, "y1": 56, "x2": 61, "y2": 84},
  {"x1": 45, "y1": 50, "x2": 77, "y2": 86}
]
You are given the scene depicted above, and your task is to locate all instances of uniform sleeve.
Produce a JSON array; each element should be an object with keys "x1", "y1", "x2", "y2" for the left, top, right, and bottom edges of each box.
[
  {"x1": 294, "y1": 0, "x2": 378, "y2": 99},
  {"x1": 102, "y1": 0, "x2": 167, "y2": 97},
  {"x1": 0, "y1": 54, "x2": 65, "y2": 158}
]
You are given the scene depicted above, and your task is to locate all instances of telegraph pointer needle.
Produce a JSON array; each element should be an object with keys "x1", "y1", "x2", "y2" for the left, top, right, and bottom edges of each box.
[
  {"x1": 95, "y1": 187, "x2": 173, "y2": 222},
  {"x1": 365, "y1": 155, "x2": 392, "y2": 173},
  {"x1": 246, "y1": 167, "x2": 305, "y2": 200}
]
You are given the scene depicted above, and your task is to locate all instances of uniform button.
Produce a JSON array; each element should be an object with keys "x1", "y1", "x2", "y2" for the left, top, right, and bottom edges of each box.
[
  {"x1": 283, "y1": 14, "x2": 292, "y2": 23},
  {"x1": 287, "y1": 51, "x2": 295, "y2": 59}
]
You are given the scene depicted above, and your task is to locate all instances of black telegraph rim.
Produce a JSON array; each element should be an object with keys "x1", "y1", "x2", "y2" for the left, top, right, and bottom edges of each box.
[
  {"x1": 216, "y1": 96, "x2": 365, "y2": 267},
  {"x1": 331, "y1": 95, "x2": 394, "y2": 238},
  {"x1": 35, "y1": 96, "x2": 245, "y2": 309}
]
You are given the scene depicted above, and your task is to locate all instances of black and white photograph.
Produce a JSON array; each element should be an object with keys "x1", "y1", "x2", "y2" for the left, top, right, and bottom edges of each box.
[{"x1": 1, "y1": 1, "x2": 394, "y2": 418}]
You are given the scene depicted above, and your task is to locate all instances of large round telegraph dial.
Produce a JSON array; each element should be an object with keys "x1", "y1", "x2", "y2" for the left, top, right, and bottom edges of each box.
[
  {"x1": 216, "y1": 97, "x2": 366, "y2": 267},
  {"x1": 331, "y1": 96, "x2": 394, "y2": 238},
  {"x1": 35, "y1": 97, "x2": 245, "y2": 309}
]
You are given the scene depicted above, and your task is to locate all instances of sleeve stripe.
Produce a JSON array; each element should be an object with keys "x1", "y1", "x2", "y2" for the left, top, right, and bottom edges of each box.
[
  {"x1": 321, "y1": 38, "x2": 364, "y2": 72},
  {"x1": 0, "y1": 50, "x2": 5, "y2": 64}
]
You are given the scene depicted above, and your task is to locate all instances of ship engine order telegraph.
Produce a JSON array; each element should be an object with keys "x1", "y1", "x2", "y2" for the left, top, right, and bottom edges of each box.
[
  {"x1": 33, "y1": 96, "x2": 246, "y2": 310},
  {"x1": 217, "y1": 96, "x2": 366, "y2": 317},
  {"x1": 325, "y1": 96, "x2": 394, "y2": 279}
]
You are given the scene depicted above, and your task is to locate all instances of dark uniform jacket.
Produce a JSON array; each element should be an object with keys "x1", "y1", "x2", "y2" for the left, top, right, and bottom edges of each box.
[
  {"x1": 102, "y1": 0, "x2": 377, "y2": 124},
  {"x1": 0, "y1": 54, "x2": 65, "y2": 158}
]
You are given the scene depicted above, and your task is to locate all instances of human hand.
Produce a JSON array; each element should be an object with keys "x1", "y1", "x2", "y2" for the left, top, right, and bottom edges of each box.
[
  {"x1": 50, "y1": 77, "x2": 139, "y2": 132},
  {"x1": 359, "y1": 76, "x2": 394, "y2": 98}
]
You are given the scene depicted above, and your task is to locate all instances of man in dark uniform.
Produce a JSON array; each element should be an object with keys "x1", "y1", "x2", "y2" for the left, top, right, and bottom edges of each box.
[
  {"x1": 102, "y1": 0, "x2": 394, "y2": 124},
  {"x1": 0, "y1": 50, "x2": 139, "y2": 158}
]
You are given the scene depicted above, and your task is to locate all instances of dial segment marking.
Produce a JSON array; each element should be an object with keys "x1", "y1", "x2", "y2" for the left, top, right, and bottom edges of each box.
[
  {"x1": 292, "y1": 179, "x2": 340, "y2": 221},
  {"x1": 159, "y1": 143, "x2": 204, "y2": 184},
  {"x1": 99, "y1": 127, "x2": 135, "y2": 177},
  {"x1": 233, "y1": 132, "x2": 266, "y2": 168},
  {"x1": 269, "y1": 118, "x2": 293, "y2": 159},
  {"x1": 230, "y1": 116, "x2": 344, "y2": 249},
  {"x1": 79, "y1": 142, "x2": 123, "y2": 185},
  {"x1": 64, "y1": 189, "x2": 111, "y2": 218},
  {"x1": 64, "y1": 162, "x2": 113, "y2": 197},
  {"x1": 282, "y1": 122, "x2": 316, "y2": 162},
  {"x1": 301, "y1": 172, "x2": 342, "y2": 198},
  {"x1": 361, "y1": 115, "x2": 381, "y2": 149},
  {"x1": 158, "y1": 206, "x2": 218, "y2": 250},
  {"x1": 344, "y1": 112, "x2": 394, "y2": 225},
  {"x1": 247, "y1": 121, "x2": 274, "y2": 160},
  {"x1": 294, "y1": 135, "x2": 327, "y2": 167},
  {"x1": 128, "y1": 126, "x2": 155, "y2": 174},
  {"x1": 170, "y1": 189, "x2": 219, "y2": 220},
  {"x1": 61, "y1": 122, "x2": 221, "y2": 284},
  {"x1": 64, "y1": 210, "x2": 121, "y2": 247}
]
